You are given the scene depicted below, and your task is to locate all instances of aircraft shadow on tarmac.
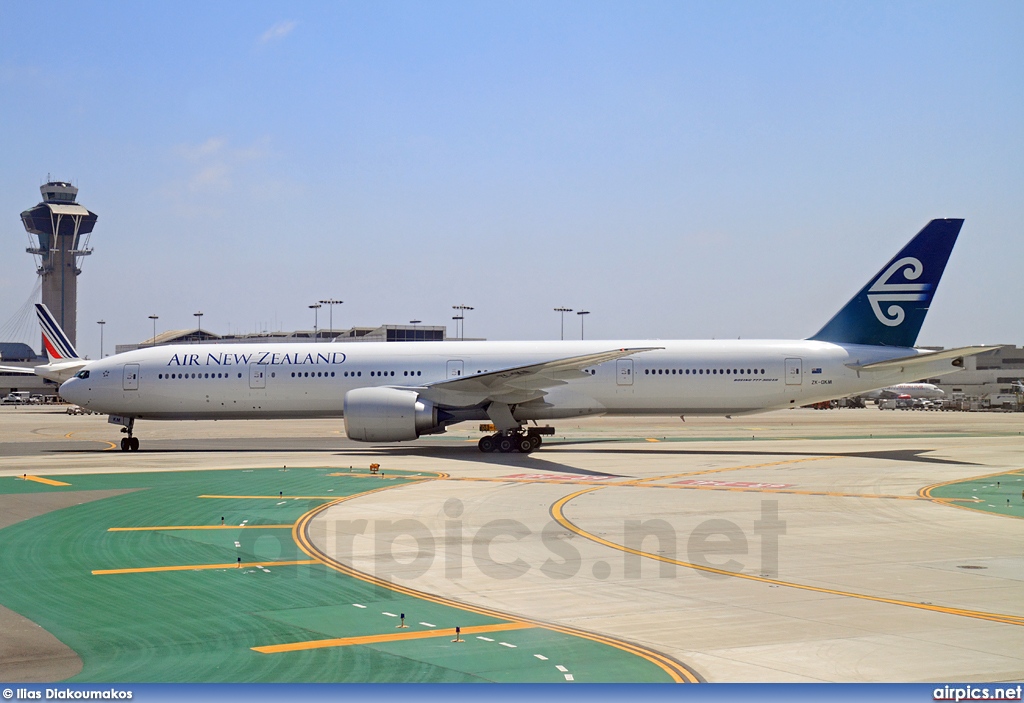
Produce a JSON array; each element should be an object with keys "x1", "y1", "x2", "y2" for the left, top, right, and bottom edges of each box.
[{"x1": 39, "y1": 441, "x2": 976, "y2": 479}]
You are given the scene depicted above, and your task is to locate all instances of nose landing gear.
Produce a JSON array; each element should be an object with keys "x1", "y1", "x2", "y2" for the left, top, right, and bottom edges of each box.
[
  {"x1": 478, "y1": 426, "x2": 553, "y2": 453},
  {"x1": 118, "y1": 418, "x2": 140, "y2": 451}
]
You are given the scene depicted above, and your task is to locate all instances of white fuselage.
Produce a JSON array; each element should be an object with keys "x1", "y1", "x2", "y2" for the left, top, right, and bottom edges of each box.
[{"x1": 59, "y1": 339, "x2": 948, "y2": 424}]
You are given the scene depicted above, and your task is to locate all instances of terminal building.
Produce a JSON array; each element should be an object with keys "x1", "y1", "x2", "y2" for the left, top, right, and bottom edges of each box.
[
  {"x1": 0, "y1": 343, "x2": 54, "y2": 399},
  {"x1": 921, "y1": 345, "x2": 1024, "y2": 407}
]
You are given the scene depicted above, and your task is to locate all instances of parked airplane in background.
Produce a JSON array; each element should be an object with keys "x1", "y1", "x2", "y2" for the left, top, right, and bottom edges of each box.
[
  {"x1": 51, "y1": 218, "x2": 997, "y2": 452},
  {"x1": 0, "y1": 304, "x2": 87, "y2": 383},
  {"x1": 861, "y1": 383, "x2": 946, "y2": 401}
]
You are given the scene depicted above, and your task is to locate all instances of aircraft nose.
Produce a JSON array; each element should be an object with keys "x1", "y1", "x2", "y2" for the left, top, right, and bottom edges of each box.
[{"x1": 60, "y1": 378, "x2": 83, "y2": 404}]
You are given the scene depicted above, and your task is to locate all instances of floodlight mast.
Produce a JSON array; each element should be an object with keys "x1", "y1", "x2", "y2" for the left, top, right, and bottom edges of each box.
[
  {"x1": 452, "y1": 305, "x2": 474, "y2": 340},
  {"x1": 577, "y1": 310, "x2": 590, "y2": 340},
  {"x1": 554, "y1": 307, "x2": 573, "y2": 340}
]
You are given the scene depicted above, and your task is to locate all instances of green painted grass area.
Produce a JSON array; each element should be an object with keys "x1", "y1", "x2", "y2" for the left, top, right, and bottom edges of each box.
[
  {"x1": 0, "y1": 467, "x2": 675, "y2": 683},
  {"x1": 929, "y1": 471, "x2": 1024, "y2": 519}
]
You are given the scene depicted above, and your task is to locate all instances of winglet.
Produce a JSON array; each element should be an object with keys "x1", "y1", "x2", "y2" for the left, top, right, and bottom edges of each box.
[
  {"x1": 35, "y1": 303, "x2": 81, "y2": 362},
  {"x1": 810, "y1": 219, "x2": 963, "y2": 347}
]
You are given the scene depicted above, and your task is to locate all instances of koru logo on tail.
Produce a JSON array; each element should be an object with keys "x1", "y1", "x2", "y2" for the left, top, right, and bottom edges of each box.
[{"x1": 867, "y1": 257, "x2": 930, "y2": 327}]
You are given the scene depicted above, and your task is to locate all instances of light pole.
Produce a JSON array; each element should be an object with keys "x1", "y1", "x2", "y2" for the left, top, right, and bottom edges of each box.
[
  {"x1": 97, "y1": 320, "x2": 105, "y2": 358},
  {"x1": 452, "y1": 316, "x2": 463, "y2": 339},
  {"x1": 148, "y1": 315, "x2": 159, "y2": 347},
  {"x1": 577, "y1": 310, "x2": 590, "y2": 340},
  {"x1": 309, "y1": 304, "x2": 322, "y2": 342},
  {"x1": 452, "y1": 305, "x2": 473, "y2": 340},
  {"x1": 319, "y1": 299, "x2": 342, "y2": 341},
  {"x1": 193, "y1": 312, "x2": 203, "y2": 343},
  {"x1": 554, "y1": 307, "x2": 573, "y2": 340}
]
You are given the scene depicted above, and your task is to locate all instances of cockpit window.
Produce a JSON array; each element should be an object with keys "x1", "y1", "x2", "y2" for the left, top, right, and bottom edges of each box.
[{"x1": 75, "y1": 370, "x2": 90, "y2": 379}]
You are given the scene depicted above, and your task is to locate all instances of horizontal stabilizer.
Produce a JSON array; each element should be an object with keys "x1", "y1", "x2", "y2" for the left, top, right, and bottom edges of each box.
[
  {"x1": 846, "y1": 345, "x2": 1001, "y2": 373},
  {"x1": 0, "y1": 365, "x2": 36, "y2": 375}
]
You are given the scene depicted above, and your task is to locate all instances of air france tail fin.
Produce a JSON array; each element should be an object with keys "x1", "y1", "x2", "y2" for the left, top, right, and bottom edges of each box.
[
  {"x1": 809, "y1": 219, "x2": 963, "y2": 348},
  {"x1": 36, "y1": 303, "x2": 81, "y2": 362}
]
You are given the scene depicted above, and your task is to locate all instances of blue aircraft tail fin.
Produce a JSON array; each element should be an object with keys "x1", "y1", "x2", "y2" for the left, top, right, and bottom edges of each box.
[{"x1": 809, "y1": 219, "x2": 963, "y2": 347}]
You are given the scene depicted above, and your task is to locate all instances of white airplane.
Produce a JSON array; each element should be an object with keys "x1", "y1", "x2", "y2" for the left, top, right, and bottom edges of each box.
[
  {"x1": 0, "y1": 304, "x2": 88, "y2": 383},
  {"x1": 861, "y1": 382, "x2": 946, "y2": 401},
  {"x1": 53, "y1": 218, "x2": 996, "y2": 453}
]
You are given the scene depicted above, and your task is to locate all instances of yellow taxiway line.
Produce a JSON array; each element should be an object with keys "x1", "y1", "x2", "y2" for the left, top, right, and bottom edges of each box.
[
  {"x1": 108, "y1": 524, "x2": 293, "y2": 532},
  {"x1": 92, "y1": 559, "x2": 318, "y2": 575},
  {"x1": 288, "y1": 485, "x2": 700, "y2": 683},
  {"x1": 628, "y1": 456, "x2": 836, "y2": 484},
  {"x1": 551, "y1": 487, "x2": 1024, "y2": 627},
  {"x1": 20, "y1": 475, "x2": 71, "y2": 486},
  {"x1": 253, "y1": 622, "x2": 533, "y2": 654},
  {"x1": 612, "y1": 482, "x2": 944, "y2": 501},
  {"x1": 326, "y1": 472, "x2": 422, "y2": 478}
]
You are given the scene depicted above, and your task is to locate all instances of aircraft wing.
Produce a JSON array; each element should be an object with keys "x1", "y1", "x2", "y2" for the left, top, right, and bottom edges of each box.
[
  {"x1": 0, "y1": 365, "x2": 36, "y2": 375},
  {"x1": 416, "y1": 347, "x2": 662, "y2": 406},
  {"x1": 846, "y1": 345, "x2": 1001, "y2": 373}
]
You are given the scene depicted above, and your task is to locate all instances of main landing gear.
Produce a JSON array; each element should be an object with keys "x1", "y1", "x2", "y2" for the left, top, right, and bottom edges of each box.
[
  {"x1": 478, "y1": 426, "x2": 555, "y2": 454},
  {"x1": 119, "y1": 418, "x2": 140, "y2": 452}
]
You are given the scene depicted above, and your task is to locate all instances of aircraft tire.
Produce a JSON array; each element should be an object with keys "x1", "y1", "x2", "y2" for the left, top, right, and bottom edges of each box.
[
  {"x1": 529, "y1": 435, "x2": 542, "y2": 450},
  {"x1": 120, "y1": 438, "x2": 130, "y2": 451},
  {"x1": 129, "y1": 437, "x2": 140, "y2": 451},
  {"x1": 497, "y1": 436, "x2": 515, "y2": 453},
  {"x1": 516, "y1": 437, "x2": 533, "y2": 453},
  {"x1": 478, "y1": 436, "x2": 496, "y2": 453}
]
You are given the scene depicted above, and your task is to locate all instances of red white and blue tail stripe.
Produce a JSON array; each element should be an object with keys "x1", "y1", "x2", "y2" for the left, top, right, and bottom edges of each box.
[{"x1": 36, "y1": 304, "x2": 80, "y2": 362}]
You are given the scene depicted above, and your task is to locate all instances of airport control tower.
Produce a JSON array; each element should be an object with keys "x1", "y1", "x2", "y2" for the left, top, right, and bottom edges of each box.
[{"x1": 21, "y1": 181, "x2": 98, "y2": 348}]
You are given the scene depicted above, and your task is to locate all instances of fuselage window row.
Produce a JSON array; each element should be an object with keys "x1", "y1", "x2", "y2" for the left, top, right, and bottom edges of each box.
[
  {"x1": 155, "y1": 370, "x2": 429, "y2": 380},
  {"x1": 642, "y1": 368, "x2": 767, "y2": 376}
]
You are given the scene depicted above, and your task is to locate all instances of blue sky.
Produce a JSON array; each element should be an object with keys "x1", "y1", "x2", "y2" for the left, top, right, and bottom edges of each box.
[{"x1": 1, "y1": 1, "x2": 1021, "y2": 357}]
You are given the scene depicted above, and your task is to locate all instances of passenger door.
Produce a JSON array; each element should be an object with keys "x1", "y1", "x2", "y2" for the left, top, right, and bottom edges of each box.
[
  {"x1": 616, "y1": 359, "x2": 634, "y2": 386},
  {"x1": 785, "y1": 358, "x2": 803, "y2": 385},
  {"x1": 249, "y1": 363, "x2": 267, "y2": 389},
  {"x1": 122, "y1": 364, "x2": 140, "y2": 391}
]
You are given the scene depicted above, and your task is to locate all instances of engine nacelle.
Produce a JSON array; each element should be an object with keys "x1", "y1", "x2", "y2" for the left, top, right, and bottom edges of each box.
[{"x1": 343, "y1": 387, "x2": 439, "y2": 442}]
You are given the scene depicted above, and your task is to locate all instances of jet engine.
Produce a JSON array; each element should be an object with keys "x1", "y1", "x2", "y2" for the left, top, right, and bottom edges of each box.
[{"x1": 343, "y1": 387, "x2": 442, "y2": 442}]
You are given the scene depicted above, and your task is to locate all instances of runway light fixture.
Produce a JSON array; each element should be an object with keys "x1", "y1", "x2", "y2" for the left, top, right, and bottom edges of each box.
[{"x1": 554, "y1": 307, "x2": 573, "y2": 340}]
